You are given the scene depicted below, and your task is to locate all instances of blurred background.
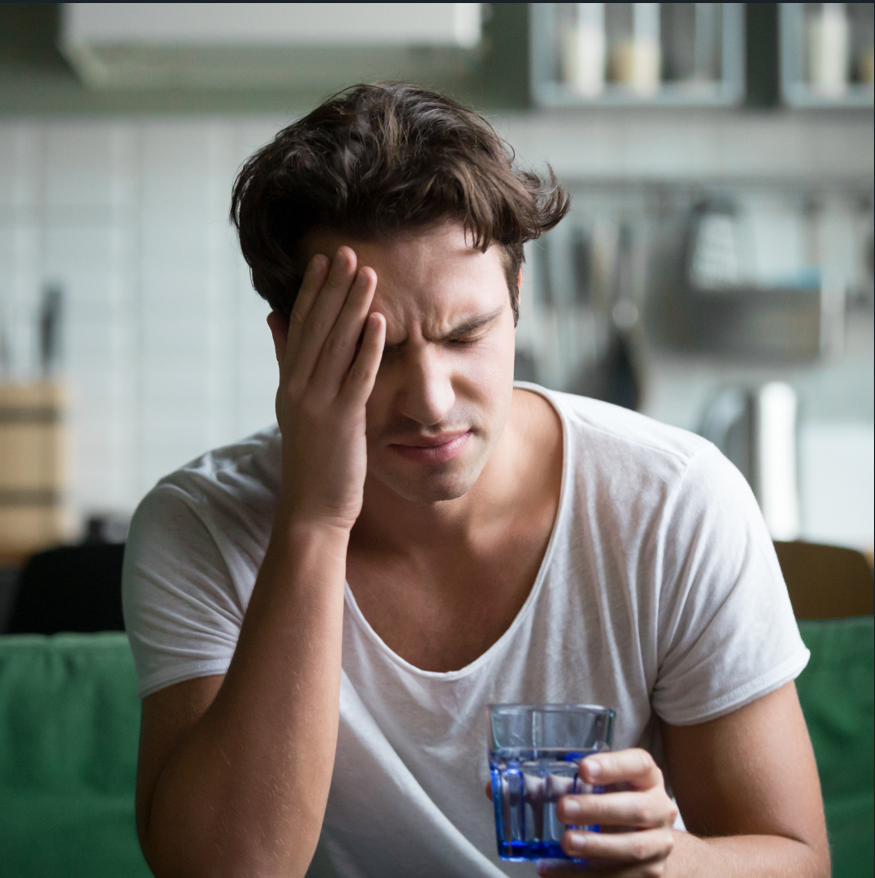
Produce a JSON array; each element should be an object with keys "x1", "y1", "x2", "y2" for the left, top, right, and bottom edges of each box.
[{"x1": 0, "y1": 4, "x2": 872, "y2": 620}]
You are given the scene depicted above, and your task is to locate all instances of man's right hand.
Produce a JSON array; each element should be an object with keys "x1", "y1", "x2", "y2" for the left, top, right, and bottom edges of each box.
[{"x1": 267, "y1": 246, "x2": 386, "y2": 533}]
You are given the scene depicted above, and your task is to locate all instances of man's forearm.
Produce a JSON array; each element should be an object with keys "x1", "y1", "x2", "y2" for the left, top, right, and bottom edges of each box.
[
  {"x1": 143, "y1": 517, "x2": 349, "y2": 878},
  {"x1": 667, "y1": 830, "x2": 830, "y2": 878}
]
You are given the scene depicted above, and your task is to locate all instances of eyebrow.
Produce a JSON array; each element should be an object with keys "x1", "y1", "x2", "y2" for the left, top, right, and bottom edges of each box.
[{"x1": 383, "y1": 305, "x2": 505, "y2": 354}]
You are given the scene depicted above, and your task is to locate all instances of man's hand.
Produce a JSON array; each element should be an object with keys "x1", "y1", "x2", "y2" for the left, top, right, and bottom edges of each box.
[
  {"x1": 485, "y1": 749, "x2": 677, "y2": 876},
  {"x1": 542, "y1": 749, "x2": 677, "y2": 875},
  {"x1": 267, "y1": 246, "x2": 385, "y2": 533},
  {"x1": 485, "y1": 685, "x2": 828, "y2": 878}
]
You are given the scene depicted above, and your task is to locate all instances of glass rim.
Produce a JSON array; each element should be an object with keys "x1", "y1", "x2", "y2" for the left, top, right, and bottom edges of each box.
[{"x1": 487, "y1": 702, "x2": 615, "y2": 717}]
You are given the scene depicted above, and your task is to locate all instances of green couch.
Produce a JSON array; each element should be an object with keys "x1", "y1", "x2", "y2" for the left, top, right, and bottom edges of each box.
[
  {"x1": 1, "y1": 621, "x2": 872, "y2": 878},
  {"x1": 0, "y1": 633, "x2": 151, "y2": 878},
  {"x1": 796, "y1": 619, "x2": 875, "y2": 878}
]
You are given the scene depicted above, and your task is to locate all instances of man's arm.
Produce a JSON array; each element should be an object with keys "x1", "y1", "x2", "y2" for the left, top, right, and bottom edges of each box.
[
  {"x1": 541, "y1": 681, "x2": 829, "y2": 877},
  {"x1": 134, "y1": 248, "x2": 386, "y2": 878},
  {"x1": 661, "y1": 680, "x2": 829, "y2": 877}
]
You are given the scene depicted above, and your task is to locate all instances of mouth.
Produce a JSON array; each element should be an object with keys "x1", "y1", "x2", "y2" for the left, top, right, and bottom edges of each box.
[{"x1": 388, "y1": 430, "x2": 472, "y2": 464}]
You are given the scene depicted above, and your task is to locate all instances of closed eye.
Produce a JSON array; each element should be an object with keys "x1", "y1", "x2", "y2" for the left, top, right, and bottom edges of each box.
[{"x1": 382, "y1": 306, "x2": 504, "y2": 354}]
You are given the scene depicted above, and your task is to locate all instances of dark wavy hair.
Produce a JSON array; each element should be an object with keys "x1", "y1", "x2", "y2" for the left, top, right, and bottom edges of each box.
[{"x1": 230, "y1": 82, "x2": 570, "y2": 325}]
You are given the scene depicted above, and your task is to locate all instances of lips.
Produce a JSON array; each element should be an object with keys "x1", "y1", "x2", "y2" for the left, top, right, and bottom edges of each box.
[
  {"x1": 394, "y1": 430, "x2": 469, "y2": 448},
  {"x1": 388, "y1": 430, "x2": 472, "y2": 463}
]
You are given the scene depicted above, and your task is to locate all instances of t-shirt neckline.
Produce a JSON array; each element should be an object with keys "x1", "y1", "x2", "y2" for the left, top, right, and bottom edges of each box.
[{"x1": 343, "y1": 381, "x2": 571, "y2": 681}]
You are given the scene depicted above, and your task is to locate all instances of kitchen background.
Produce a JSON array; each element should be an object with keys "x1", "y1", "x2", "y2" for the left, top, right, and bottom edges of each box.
[{"x1": 0, "y1": 4, "x2": 872, "y2": 576}]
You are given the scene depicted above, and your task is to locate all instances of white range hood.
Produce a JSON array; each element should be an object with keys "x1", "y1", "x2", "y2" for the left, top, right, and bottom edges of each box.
[{"x1": 59, "y1": 3, "x2": 483, "y2": 89}]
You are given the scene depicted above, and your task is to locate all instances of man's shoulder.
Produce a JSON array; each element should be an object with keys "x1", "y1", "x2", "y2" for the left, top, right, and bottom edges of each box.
[
  {"x1": 521, "y1": 384, "x2": 713, "y2": 470},
  {"x1": 142, "y1": 423, "x2": 282, "y2": 522},
  {"x1": 538, "y1": 388, "x2": 760, "y2": 547}
]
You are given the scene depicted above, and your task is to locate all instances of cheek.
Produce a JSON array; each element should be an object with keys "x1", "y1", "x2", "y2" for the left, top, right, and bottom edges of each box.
[{"x1": 466, "y1": 337, "x2": 516, "y2": 389}]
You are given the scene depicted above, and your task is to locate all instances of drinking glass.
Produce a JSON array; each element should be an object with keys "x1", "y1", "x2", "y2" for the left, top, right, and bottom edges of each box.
[{"x1": 487, "y1": 703, "x2": 615, "y2": 862}]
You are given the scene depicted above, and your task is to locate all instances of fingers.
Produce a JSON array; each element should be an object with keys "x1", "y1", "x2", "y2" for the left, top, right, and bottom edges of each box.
[
  {"x1": 556, "y1": 790, "x2": 673, "y2": 831},
  {"x1": 311, "y1": 265, "x2": 379, "y2": 396},
  {"x1": 541, "y1": 749, "x2": 676, "y2": 874},
  {"x1": 340, "y1": 311, "x2": 385, "y2": 408},
  {"x1": 558, "y1": 826, "x2": 675, "y2": 871},
  {"x1": 285, "y1": 253, "x2": 330, "y2": 352},
  {"x1": 287, "y1": 247, "x2": 360, "y2": 389},
  {"x1": 556, "y1": 750, "x2": 676, "y2": 832},
  {"x1": 535, "y1": 831, "x2": 675, "y2": 876},
  {"x1": 579, "y1": 750, "x2": 663, "y2": 792}
]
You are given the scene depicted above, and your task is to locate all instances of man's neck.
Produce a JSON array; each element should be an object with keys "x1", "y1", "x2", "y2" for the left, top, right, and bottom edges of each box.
[{"x1": 344, "y1": 387, "x2": 563, "y2": 671}]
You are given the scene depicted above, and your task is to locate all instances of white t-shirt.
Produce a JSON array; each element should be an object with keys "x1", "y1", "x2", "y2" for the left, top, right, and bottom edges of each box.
[{"x1": 122, "y1": 383, "x2": 809, "y2": 878}]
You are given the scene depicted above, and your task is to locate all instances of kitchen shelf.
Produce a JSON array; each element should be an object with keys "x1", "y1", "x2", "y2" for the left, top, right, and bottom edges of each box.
[
  {"x1": 530, "y1": 3, "x2": 745, "y2": 108},
  {"x1": 780, "y1": 3, "x2": 875, "y2": 108}
]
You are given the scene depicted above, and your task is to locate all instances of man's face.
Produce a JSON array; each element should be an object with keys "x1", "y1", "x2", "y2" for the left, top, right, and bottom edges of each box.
[{"x1": 303, "y1": 223, "x2": 517, "y2": 505}]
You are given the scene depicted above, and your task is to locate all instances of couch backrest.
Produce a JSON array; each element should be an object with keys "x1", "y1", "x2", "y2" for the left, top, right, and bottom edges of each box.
[
  {"x1": 0, "y1": 632, "x2": 152, "y2": 878},
  {"x1": 797, "y1": 617, "x2": 874, "y2": 878},
  {"x1": 0, "y1": 632, "x2": 138, "y2": 790}
]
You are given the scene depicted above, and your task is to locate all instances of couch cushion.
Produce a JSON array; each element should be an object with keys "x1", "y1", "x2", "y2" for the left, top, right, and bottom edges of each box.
[
  {"x1": 797, "y1": 617, "x2": 874, "y2": 878},
  {"x1": 0, "y1": 632, "x2": 151, "y2": 878}
]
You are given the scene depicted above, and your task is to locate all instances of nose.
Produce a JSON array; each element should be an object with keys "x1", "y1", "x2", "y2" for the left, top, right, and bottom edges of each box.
[{"x1": 396, "y1": 346, "x2": 456, "y2": 428}]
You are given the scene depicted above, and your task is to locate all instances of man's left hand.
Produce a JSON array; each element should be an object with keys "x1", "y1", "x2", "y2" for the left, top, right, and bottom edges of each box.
[{"x1": 541, "y1": 748, "x2": 678, "y2": 876}]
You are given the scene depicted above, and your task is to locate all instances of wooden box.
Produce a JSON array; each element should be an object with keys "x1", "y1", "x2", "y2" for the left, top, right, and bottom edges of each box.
[{"x1": 0, "y1": 383, "x2": 71, "y2": 556}]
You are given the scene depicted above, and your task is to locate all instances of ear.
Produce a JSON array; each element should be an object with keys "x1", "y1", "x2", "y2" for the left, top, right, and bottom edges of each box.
[
  {"x1": 266, "y1": 311, "x2": 289, "y2": 365},
  {"x1": 516, "y1": 269, "x2": 523, "y2": 329}
]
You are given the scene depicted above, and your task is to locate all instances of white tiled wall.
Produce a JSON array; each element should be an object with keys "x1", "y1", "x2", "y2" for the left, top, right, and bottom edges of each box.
[
  {"x1": 0, "y1": 118, "x2": 285, "y2": 521},
  {"x1": 799, "y1": 421, "x2": 875, "y2": 549}
]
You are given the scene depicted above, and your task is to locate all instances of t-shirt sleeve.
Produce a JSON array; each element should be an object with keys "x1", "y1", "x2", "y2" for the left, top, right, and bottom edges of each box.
[
  {"x1": 122, "y1": 484, "x2": 245, "y2": 699},
  {"x1": 650, "y1": 443, "x2": 810, "y2": 725}
]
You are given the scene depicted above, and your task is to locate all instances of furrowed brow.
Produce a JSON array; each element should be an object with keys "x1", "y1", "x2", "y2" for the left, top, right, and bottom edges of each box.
[
  {"x1": 443, "y1": 305, "x2": 505, "y2": 340},
  {"x1": 383, "y1": 305, "x2": 505, "y2": 354}
]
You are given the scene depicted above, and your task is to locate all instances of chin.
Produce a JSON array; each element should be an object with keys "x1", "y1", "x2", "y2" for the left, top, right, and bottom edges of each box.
[
  {"x1": 372, "y1": 459, "x2": 487, "y2": 505},
  {"x1": 398, "y1": 481, "x2": 474, "y2": 505}
]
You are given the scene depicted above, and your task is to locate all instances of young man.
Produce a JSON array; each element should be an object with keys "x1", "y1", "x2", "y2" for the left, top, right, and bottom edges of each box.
[{"x1": 123, "y1": 84, "x2": 829, "y2": 878}]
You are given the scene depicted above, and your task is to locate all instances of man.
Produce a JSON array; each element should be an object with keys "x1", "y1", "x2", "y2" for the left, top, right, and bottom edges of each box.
[{"x1": 123, "y1": 83, "x2": 829, "y2": 878}]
